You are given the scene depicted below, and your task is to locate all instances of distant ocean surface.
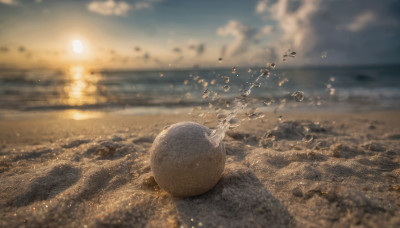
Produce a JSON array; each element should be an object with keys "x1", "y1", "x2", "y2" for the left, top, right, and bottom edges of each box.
[{"x1": 0, "y1": 65, "x2": 400, "y2": 117}]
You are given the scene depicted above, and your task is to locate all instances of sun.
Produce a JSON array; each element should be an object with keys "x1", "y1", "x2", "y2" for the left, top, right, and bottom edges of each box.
[{"x1": 72, "y1": 39, "x2": 84, "y2": 54}]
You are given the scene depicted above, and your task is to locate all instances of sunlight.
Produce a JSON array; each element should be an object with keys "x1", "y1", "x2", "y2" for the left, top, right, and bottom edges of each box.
[
  {"x1": 64, "y1": 66, "x2": 102, "y2": 106},
  {"x1": 72, "y1": 39, "x2": 84, "y2": 54},
  {"x1": 63, "y1": 110, "x2": 104, "y2": 120}
]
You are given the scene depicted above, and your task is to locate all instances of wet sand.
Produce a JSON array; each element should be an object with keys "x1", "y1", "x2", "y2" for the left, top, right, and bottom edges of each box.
[{"x1": 1, "y1": 110, "x2": 400, "y2": 227}]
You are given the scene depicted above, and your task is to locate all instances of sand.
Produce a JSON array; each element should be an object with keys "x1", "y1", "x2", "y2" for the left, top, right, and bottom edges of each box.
[{"x1": 1, "y1": 110, "x2": 400, "y2": 227}]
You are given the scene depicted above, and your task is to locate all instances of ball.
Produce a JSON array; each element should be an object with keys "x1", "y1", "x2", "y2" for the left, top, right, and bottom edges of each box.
[{"x1": 150, "y1": 121, "x2": 226, "y2": 197}]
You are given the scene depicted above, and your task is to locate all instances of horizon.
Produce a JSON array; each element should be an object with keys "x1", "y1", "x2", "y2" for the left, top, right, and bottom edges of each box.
[
  {"x1": 1, "y1": 0, "x2": 400, "y2": 70},
  {"x1": 1, "y1": 62, "x2": 400, "y2": 73}
]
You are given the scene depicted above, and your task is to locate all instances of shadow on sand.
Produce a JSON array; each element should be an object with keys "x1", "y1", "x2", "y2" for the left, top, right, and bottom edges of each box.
[{"x1": 173, "y1": 163, "x2": 295, "y2": 228}]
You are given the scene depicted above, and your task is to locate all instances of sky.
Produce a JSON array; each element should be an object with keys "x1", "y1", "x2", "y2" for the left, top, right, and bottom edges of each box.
[{"x1": 0, "y1": 0, "x2": 399, "y2": 70}]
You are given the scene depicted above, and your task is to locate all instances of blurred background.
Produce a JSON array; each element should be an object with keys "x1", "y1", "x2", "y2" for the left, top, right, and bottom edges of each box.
[{"x1": 0, "y1": 0, "x2": 399, "y2": 119}]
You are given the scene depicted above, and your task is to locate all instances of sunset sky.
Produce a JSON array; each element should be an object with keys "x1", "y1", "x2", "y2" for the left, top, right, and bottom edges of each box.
[{"x1": 0, "y1": 0, "x2": 399, "y2": 70}]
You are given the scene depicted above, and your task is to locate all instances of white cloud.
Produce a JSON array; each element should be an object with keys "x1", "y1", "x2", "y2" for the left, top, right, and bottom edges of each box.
[
  {"x1": 87, "y1": 0, "x2": 162, "y2": 16},
  {"x1": 217, "y1": 20, "x2": 258, "y2": 56},
  {"x1": 260, "y1": 25, "x2": 273, "y2": 35},
  {"x1": 346, "y1": 11, "x2": 376, "y2": 32},
  {"x1": 256, "y1": 0, "x2": 269, "y2": 14},
  {"x1": 88, "y1": 0, "x2": 131, "y2": 16},
  {"x1": 0, "y1": 0, "x2": 18, "y2": 5},
  {"x1": 266, "y1": 0, "x2": 318, "y2": 61},
  {"x1": 253, "y1": 0, "x2": 400, "y2": 65}
]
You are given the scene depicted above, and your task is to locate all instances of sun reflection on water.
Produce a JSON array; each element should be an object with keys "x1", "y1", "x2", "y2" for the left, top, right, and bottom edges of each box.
[{"x1": 64, "y1": 66, "x2": 104, "y2": 106}]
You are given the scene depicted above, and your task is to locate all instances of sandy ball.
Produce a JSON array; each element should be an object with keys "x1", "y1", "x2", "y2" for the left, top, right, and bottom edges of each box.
[{"x1": 150, "y1": 121, "x2": 226, "y2": 197}]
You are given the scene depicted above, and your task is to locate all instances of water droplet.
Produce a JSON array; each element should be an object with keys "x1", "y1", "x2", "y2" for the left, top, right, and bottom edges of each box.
[
  {"x1": 329, "y1": 88, "x2": 335, "y2": 95},
  {"x1": 223, "y1": 85, "x2": 230, "y2": 92},
  {"x1": 321, "y1": 51, "x2": 327, "y2": 59},
  {"x1": 326, "y1": 84, "x2": 332, "y2": 89},
  {"x1": 253, "y1": 82, "x2": 261, "y2": 87},
  {"x1": 203, "y1": 81, "x2": 208, "y2": 87},
  {"x1": 278, "y1": 78, "x2": 288, "y2": 87},
  {"x1": 159, "y1": 73, "x2": 164, "y2": 77},
  {"x1": 193, "y1": 75, "x2": 199, "y2": 81},
  {"x1": 183, "y1": 80, "x2": 189, "y2": 85},
  {"x1": 263, "y1": 98, "x2": 274, "y2": 106},
  {"x1": 202, "y1": 89, "x2": 209, "y2": 99},
  {"x1": 291, "y1": 91, "x2": 304, "y2": 102},
  {"x1": 248, "y1": 69, "x2": 252, "y2": 73},
  {"x1": 210, "y1": 79, "x2": 216, "y2": 85},
  {"x1": 329, "y1": 77, "x2": 335, "y2": 82},
  {"x1": 229, "y1": 118, "x2": 240, "y2": 129},
  {"x1": 241, "y1": 90, "x2": 250, "y2": 97},
  {"x1": 221, "y1": 76, "x2": 230, "y2": 83},
  {"x1": 218, "y1": 58, "x2": 223, "y2": 63},
  {"x1": 290, "y1": 51, "x2": 296, "y2": 57},
  {"x1": 184, "y1": 92, "x2": 192, "y2": 99},
  {"x1": 278, "y1": 115, "x2": 283, "y2": 121},
  {"x1": 232, "y1": 66, "x2": 237, "y2": 74},
  {"x1": 261, "y1": 69, "x2": 270, "y2": 78},
  {"x1": 269, "y1": 63, "x2": 276, "y2": 69},
  {"x1": 302, "y1": 135, "x2": 313, "y2": 143}
]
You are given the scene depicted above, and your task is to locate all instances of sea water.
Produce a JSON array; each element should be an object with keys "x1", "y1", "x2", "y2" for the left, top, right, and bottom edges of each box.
[{"x1": 0, "y1": 65, "x2": 399, "y2": 118}]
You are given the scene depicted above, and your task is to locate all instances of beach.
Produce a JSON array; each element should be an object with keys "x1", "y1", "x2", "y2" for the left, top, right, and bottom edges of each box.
[
  {"x1": 1, "y1": 109, "x2": 399, "y2": 227},
  {"x1": 1, "y1": 0, "x2": 400, "y2": 227}
]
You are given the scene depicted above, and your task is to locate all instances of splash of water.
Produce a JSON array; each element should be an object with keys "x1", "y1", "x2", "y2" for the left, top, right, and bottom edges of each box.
[{"x1": 206, "y1": 67, "x2": 275, "y2": 147}]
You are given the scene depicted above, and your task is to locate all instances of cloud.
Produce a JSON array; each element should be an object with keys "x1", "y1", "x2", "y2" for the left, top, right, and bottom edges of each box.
[
  {"x1": 187, "y1": 40, "x2": 205, "y2": 56},
  {"x1": 0, "y1": 0, "x2": 17, "y2": 5},
  {"x1": 87, "y1": 0, "x2": 131, "y2": 16},
  {"x1": 346, "y1": 11, "x2": 376, "y2": 32},
  {"x1": 255, "y1": 0, "x2": 400, "y2": 65},
  {"x1": 87, "y1": 0, "x2": 161, "y2": 16},
  {"x1": 217, "y1": 20, "x2": 261, "y2": 57},
  {"x1": 256, "y1": 0, "x2": 268, "y2": 14}
]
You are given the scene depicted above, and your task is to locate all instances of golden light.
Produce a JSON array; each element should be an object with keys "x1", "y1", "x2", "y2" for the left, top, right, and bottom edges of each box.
[
  {"x1": 72, "y1": 39, "x2": 84, "y2": 54},
  {"x1": 64, "y1": 110, "x2": 104, "y2": 120},
  {"x1": 64, "y1": 66, "x2": 103, "y2": 106}
]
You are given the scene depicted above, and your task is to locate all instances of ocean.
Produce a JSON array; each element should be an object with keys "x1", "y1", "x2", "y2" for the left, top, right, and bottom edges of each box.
[{"x1": 1, "y1": 64, "x2": 399, "y2": 118}]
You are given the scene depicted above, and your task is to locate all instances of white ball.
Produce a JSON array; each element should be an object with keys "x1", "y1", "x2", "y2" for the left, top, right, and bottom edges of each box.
[{"x1": 150, "y1": 122, "x2": 226, "y2": 197}]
